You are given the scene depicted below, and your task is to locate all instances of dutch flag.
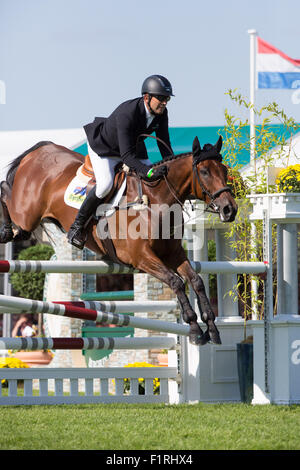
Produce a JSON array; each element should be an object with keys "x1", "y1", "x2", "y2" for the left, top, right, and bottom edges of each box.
[{"x1": 257, "y1": 37, "x2": 300, "y2": 89}]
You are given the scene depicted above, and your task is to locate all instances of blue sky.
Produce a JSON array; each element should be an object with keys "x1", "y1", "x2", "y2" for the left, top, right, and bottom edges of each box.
[{"x1": 1, "y1": 0, "x2": 300, "y2": 131}]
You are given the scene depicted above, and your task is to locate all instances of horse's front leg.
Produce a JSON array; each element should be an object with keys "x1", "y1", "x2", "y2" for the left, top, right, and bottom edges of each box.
[
  {"x1": 135, "y1": 246, "x2": 207, "y2": 346},
  {"x1": 176, "y1": 259, "x2": 221, "y2": 345}
]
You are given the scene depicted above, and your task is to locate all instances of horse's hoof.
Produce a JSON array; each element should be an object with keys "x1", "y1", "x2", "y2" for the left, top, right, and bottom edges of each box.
[
  {"x1": 189, "y1": 324, "x2": 208, "y2": 346},
  {"x1": 13, "y1": 229, "x2": 31, "y2": 242},
  {"x1": 209, "y1": 326, "x2": 222, "y2": 345},
  {"x1": 0, "y1": 225, "x2": 14, "y2": 243}
]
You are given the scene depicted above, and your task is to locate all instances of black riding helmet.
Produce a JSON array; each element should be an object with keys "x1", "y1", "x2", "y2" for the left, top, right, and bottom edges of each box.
[{"x1": 141, "y1": 75, "x2": 174, "y2": 97}]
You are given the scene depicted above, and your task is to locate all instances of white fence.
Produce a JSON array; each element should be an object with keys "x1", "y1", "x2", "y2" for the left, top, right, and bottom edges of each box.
[{"x1": 0, "y1": 367, "x2": 178, "y2": 405}]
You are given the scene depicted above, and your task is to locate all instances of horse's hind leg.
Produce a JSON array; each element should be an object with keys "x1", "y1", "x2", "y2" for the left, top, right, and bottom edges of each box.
[
  {"x1": 0, "y1": 182, "x2": 14, "y2": 243},
  {"x1": 175, "y1": 258, "x2": 221, "y2": 345},
  {"x1": 0, "y1": 181, "x2": 31, "y2": 243},
  {"x1": 134, "y1": 245, "x2": 207, "y2": 346}
]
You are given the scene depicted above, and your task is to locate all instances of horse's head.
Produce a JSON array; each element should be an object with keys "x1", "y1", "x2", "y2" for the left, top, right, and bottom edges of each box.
[{"x1": 191, "y1": 136, "x2": 238, "y2": 222}]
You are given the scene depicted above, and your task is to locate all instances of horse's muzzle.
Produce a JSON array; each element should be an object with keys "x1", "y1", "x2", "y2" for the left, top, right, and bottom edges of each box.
[{"x1": 219, "y1": 201, "x2": 238, "y2": 223}]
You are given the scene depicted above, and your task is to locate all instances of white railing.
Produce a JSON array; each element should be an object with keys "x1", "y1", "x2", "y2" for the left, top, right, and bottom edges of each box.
[{"x1": 0, "y1": 367, "x2": 177, "y2": 405}]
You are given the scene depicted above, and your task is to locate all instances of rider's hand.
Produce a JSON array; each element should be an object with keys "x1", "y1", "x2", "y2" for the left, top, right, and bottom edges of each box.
[{"x1": 145, "y1": 165, "x2": 168, "y2": 181}]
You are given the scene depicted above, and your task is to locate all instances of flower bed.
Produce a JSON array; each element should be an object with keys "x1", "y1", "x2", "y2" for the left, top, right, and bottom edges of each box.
[{"x1": 0, "y1": 357, "x2": 29, "y2": 387}]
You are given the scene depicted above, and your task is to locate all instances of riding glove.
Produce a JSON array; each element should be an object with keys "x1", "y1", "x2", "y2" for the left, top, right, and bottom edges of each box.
[{"x1": 146, "y1": 165, "x2": 168, "y2": 181}]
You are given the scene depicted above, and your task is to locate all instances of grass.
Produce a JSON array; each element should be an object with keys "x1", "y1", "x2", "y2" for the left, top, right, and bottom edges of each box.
[{"x1": 0, "y1": 403, "x2": 300, "y2": 450}]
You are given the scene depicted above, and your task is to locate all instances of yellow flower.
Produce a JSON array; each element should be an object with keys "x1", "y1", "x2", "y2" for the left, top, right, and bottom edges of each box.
[
  {"x1": 0, "y1": 357, "x2": 29, "y2": 385},
  {"x1": 277, "y1": 164, "x2": 300, "y2": 193}
]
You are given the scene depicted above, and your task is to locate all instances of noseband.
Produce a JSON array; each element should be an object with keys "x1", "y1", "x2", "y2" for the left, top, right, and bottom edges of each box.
[{"x1": 192, "y1": 159, "x2": 232, "y2": 213}]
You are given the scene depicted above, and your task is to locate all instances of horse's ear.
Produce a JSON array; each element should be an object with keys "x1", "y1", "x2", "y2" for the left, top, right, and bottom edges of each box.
[
  {"x1": 192, "y1": 137, "x2": 201, "y2": 157},
  {"x1": 215, "y1": 135, "x2": 223, "y2": 153}
]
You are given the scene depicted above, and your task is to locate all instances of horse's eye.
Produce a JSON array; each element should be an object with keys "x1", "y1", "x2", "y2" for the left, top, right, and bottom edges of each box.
[{"x1": 199, "y1": 168, "x2": 209, "y2": 177}]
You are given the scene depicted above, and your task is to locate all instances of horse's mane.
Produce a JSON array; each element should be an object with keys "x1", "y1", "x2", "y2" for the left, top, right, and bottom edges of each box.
[
  {"x1": 151, "y1": 152, "x2": 192, "y2": 168},
  {"x1": 5, "y1": 141, "x2": 53, "y2": 188}
]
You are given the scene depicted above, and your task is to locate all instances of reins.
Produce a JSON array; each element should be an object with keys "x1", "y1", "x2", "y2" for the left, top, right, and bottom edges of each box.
[
  {"x1": 136, "y1": 133, "x2": 232, "y2": 216},
  {"x1": 137, "y1": 134, "x2": 174, "y2": 157}
]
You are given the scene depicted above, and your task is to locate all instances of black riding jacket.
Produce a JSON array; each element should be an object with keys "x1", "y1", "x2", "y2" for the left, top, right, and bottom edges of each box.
[{"x1": 84, "y1": 97, "x2": 173, "y2": 176}]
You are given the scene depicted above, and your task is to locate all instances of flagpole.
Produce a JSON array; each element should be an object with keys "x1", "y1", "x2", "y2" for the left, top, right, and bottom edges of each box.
[
  {"x1": 248, "y1": 29, "x2": 257, "y2": 172},
  {"x1": 248, "y1": 29, "x2": 258, "y2": 320}
]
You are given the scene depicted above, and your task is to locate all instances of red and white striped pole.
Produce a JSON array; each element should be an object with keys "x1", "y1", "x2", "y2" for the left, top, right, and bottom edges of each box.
[
  {"x1": 0, "y1": 293, "x2": 189, "y2": 337},
  {"x1": 0, "y1": 335, "x2": 176, "y2": 351}
]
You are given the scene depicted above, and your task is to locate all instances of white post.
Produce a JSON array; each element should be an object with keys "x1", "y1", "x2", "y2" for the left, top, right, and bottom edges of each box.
[
  {"x1": 247, "y1": 28, "x2": 257, "y2": 171},
  {"x1": 2, "y1": 243, "x2": 12, "y2": 337},
  {"x1": 248, "y1": 29, "x2": 258, "y2": 319},
  {"x1": 215, "y1": 229, "x2": 239, "y2": 318},
  {"x1": 282, "y1": 224, "x2": 298, "y2": 315}
]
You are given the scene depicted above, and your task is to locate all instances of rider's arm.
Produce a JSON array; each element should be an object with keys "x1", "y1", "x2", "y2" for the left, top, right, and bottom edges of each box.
[
  {"x1": 155, "y1": 109, "x2": 174, "y2": 158},
  {"x1": 116, "y1": 113, "x2": 150, "y2": 177}
]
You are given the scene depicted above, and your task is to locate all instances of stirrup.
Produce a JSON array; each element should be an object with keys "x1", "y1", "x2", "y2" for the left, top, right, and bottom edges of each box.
[{"x1": 67, "y1": 225, "x2": 87, "y2": 250}]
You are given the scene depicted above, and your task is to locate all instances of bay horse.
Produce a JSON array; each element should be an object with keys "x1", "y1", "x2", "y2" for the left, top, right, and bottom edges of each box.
[{"x1": 0, "y1": 135, "x2": 237, "y2": 346}]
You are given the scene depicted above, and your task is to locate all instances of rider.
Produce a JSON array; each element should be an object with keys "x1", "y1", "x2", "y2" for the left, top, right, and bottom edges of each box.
[{"x1": 67, "y1": 74, "x2": 175, "y2": 249}]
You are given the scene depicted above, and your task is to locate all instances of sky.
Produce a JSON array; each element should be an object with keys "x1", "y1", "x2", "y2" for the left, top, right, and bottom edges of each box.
[{"x1": 1, "y1": 0, "x2": 300, "y2": 132}]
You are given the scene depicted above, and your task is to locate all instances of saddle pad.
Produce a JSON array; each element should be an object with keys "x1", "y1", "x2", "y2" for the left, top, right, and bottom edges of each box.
[
  {"x1": 64, "y1": 165, "x2": 92, "y2": 209},
  {"x1": 64, "y1": 164, "x2": 127, "y2": 213}
]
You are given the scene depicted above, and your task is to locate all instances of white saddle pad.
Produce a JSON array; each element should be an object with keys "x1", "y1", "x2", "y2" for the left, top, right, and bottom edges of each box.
[{"x1": 64, "y1": 164, "x2": 127, "y2": 215}]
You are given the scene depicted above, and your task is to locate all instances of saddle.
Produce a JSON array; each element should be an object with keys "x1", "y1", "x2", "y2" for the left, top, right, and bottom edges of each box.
[{"x1": 79, "y1": 154, "x2": 147, "y2": 210}]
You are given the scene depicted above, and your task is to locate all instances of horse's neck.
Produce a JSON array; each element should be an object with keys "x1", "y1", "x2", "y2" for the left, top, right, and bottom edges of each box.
[
  {"x1": 127, "y1": 155, "x2": 193, "y2": 206},
  {"x1": 163, "y1": 154, "x2": 193, "y2": 204}
]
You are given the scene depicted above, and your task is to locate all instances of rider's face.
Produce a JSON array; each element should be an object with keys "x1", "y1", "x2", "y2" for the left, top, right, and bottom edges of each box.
[{"x1": 144, "y1": 94, "x2": 170, "y2": 115}]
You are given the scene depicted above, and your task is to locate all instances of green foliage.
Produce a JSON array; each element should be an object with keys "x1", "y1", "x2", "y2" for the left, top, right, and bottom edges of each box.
[
  {"x1": 221, "y1": 90, "x2": 299, "y2": 325},
  {"x1": 10, "y1": 244, "x2": 54, "y2": 300},
  {"x1": 222, "y1": 89, "x2": 299, "y2": 194},
  {"x1": 207, "y1": 240, "x2": 217, "y2": 298}
]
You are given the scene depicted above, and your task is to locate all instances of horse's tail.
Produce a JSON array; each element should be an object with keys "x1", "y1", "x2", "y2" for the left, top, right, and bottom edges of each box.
[{"x1": 5, "y1": 141, "x2": 53, "y2": 189}]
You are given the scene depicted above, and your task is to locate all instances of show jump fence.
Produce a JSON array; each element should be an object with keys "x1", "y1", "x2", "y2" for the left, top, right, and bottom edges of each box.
[
  {"x1": 0, "y1": 259, "x2": 267, "y2": 275},
  {"x1": 0, "y1": 258, "x2": 268, "y2": 406},
  {"x1": 0, "y1": 367, "x2": 178, "y2": 405}
]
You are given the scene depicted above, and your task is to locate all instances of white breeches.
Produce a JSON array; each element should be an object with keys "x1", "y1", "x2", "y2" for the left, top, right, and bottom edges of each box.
[{"x1": 88, "y1": 143, "x2": 152, "y2": 198}]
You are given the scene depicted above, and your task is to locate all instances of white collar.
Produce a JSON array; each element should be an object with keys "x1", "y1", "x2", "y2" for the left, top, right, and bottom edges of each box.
[{"x1": 144, "y1": 101, "x2": 154, "y2": 127}]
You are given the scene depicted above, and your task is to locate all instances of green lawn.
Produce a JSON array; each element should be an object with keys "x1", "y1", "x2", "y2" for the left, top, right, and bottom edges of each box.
[{"x1": 0, "y1": 403, "x2": 299, "y2": 450}]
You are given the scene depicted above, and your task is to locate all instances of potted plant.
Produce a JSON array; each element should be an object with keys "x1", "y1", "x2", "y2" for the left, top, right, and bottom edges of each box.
[
  {"x1": 236, "y1": 336, "x2": 253, "y2": 403},
  {"x1": 157, "y1": 349, "x2": 168, "y2": 366},
  {"x1": 11, "y1": 348, "x2": 54, "y2": 367}
]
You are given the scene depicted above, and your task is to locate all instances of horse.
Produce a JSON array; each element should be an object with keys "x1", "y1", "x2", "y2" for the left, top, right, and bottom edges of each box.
[{"x1": 0, "y1": 135, "x2": 238, "y2": 346}]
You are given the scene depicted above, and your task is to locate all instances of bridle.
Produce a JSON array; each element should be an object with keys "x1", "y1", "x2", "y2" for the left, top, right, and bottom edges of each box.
[
  {"x1": 136, "y1": 134, "x2": 232, "y2": 215},
  {"x1": 192, "y1": 159, "x2": 232, "y2": 213}
]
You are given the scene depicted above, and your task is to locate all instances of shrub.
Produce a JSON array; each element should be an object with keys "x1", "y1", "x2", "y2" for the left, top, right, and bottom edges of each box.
[{"x1": 10, "y1": 244, "x2": 54, "y2": 300}]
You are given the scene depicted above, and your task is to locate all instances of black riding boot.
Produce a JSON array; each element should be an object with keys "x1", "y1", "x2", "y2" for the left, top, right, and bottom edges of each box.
[{"x1": 67, "y1": 186, "x2": 100, "y2": 249}]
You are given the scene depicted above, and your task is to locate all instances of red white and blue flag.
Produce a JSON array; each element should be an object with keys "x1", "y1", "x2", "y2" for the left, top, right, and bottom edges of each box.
[{"x1": 257, "y1": 37, "x2": 300, "y2": 89}]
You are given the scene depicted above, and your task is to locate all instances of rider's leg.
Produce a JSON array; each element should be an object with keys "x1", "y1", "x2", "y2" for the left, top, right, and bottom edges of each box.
[
  {"x1": 67, "y1": 146, "x2": 121, "y2": 249},
  {"x1": 67, "y1": 185, "x2": 99, "y2": 249}
]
